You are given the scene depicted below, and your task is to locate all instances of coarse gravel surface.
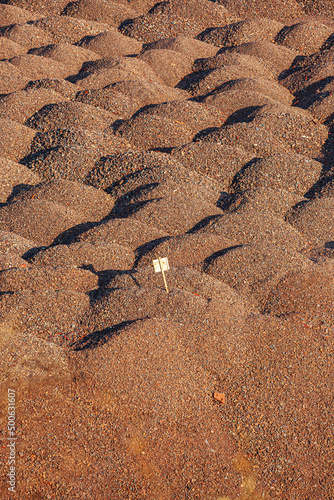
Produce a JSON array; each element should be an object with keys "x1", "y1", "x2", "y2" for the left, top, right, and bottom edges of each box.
[{"x1": 0, "y1": 1, "x2": 334, "y2": 499}]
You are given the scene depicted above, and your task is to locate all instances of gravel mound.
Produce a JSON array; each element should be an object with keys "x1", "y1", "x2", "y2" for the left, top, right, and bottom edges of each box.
[
  {"x1": 119, "y1": 0, "x2": 234, "y2": 43},
  {"x1": 192, "y1": 51, "x2": 276, "y2": 78},
  {"x1": 61, "y1": 0, "x2": 137, "y2": 26},
  {"x1": 0, "y1": 4, "x2": 40, "y2": 25},
  {"x1": 8, "y1": 178, "x2": 115, "y2": 221},
  {"x1": 0, "y1": 118, "x2": 36, "y2": 161},
  {"x1": 0, "y1": 288, "x2": 91, "y2": 343},
  {"x1": 0, "y1": 37, "x2": 27, "y2": 59},
  {"x1": 136, "y1": 233, "x2": 234, "y2": 268},
  {"x1": 202, "y1": 76, "x2": 294, "y2": 105},
  {"x1": 71, "y1": 54, "x2": 164, "y2": 89},
  {"x1": 87, "y1": 152, "x2": 221, "y2": 201},
  {"x1": 0, "y1": 230, "x2": 36, "y2": 255},
  {"x1": 82, "y1": 284, "x2": 245, "y2": 336},
  {"x1": 0, "y1": 156, "x2": 40, "y2": 202},
  {"x1": 231, "y1": 152, "x2": 323, "y2": 195},
  {"x1": 0, "y1": 252, "x2": 30, "y2": 270},
  {"x1": 197, "y1": 17, "x2": 284, "y2": 48},
  {"x1": 0, "y1": 199, "x2": 83, "y2": 245},
  {"x1": 28, "y1": 126, "x2": 131, "y2": 155},
  {"x1": 122, "y1": 192, "x2": 222, "y2": 235},
  {"x1": 219, "y1": 40, "x2": 298, "y2": 75},
  {"x1": 222, "y1": 187, "x2": 304, "y2": 217},
  {"x1": 142, "y1": 34, "x2": 217, "y2": 59},
  {"x1": 126, "y1": 99, "x2": 225, "y2": 134},
  {"x1": 24, "y1": 77, "x2": 79, "y2": 98},
  {"x1": 78, "y1": 217, "x2": 167, "y2": 247},
  {"x1": 204, "y1": 241, "x2": 312, "y2": 306},
  {"x1": 275, "y1": 20, "x2": 333, "y2": 55},
  {"x1": 0, "y1": 22, "x2": 54, "y2": 49},
  {"x1": 0, "y1": 60, "x2": 29, "y2": 93},
  {"x1": 203, "y1": 89, "x2": 279, "y2": 119},
  {"x1": 285, "y1": 196, "x2": 334, "y2": 245},
  {"x1": 114, "y1": 114, "x2": 195, "y2": 149},
  {"x1": 85, "y1": 150, "x2": 182, "y2": 188},
  {"x1": 77, "y1": 29, "x2": 143, "y2": 57},
  {"x1": 170, "y1": 141, "x2": 254, "y2": 186},
  {"x1": 31, "y1": 15, "x2": 109, "y2": 44},
  {"x1": 178, "y1": 63, "x2": 273, "y2": 97},
  {"x1": 280, "y1": 51, "x2": 334, "y2": 94},
  {"x1": 0, "y1": 88, "x2": 65, "y2": 123},
  {"x1": 25, "y1": 100, "x2": 117, "y2": 132},
  {"x1": 196, "y1": 208, "x2": 310, "y2": 251},
  {"x1": 93, "y1": 77, "x2": 187, "y2": 106},
  {"x1": 20, "y1": 145, "x2": 104, "y2": 183},
  {"x1": 218, "y1": 0, "x2": 304, "y2": 22},
  {"x1": 3, "y1": 0, "x2": 69, "y2": 16},
  {"x1": 196, "y1": 120, "x2": 292, "y2": 157},
  {"x1": 8, "y1": 53, "x2": 73, "y2": 79},
  {"x1": 137, "y1": 48, "x2": 193, "y2": 86},
  {"x1": 74, "y1": 85, "x2": 141, "y2": 117},
  {"x1": 21, "y1": 129, "x2": 132, "y2": 182},
  {"x1": 246, "y1": 103, "x2": 328, "y2": 156},
  {"x1": 30, "y1": 241, "x2": 136, "y2": 271},
  {"x1": 263, "y1": 268, "x2": 334, "y2": 325},
  {"x1": 28, "y1": 42, "x2": 100, "y2": 73},
  {"x1": 0, "y1": 265, "x2": 98, "y2": 292}
]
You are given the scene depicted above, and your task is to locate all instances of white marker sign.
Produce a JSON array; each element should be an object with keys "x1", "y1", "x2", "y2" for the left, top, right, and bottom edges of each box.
[
  {"x1": 153, "y1": 257, "x2": 170, "y2": 293},
  {"x1": 153, "y1": 257, "x2": 170, "y2": 273}
]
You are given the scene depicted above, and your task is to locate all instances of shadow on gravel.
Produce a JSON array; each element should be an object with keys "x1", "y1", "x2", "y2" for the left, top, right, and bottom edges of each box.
[
  {"x1": 187, "y1": 214, "x2": 222, "y2": 233},
  {"x1": 202, "y1": 245, "x2": 243, "y2": 271},
  {"x1": 52, "y1": 221, "x2": 99, "y2": 245},
  {"x1": 69, "y1": 320, "x2": 137, "y2": 351}
]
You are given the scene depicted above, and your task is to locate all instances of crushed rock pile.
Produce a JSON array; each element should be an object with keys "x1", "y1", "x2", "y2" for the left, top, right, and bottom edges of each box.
[{"x1": 0, "y1": 1, "x2": 333, "y2": 499}]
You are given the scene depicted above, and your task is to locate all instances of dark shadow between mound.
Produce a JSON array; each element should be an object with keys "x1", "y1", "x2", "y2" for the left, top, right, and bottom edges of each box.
[
  {"x1": 93, "y1": 268, "x2": 137, "y2": 289},
  {"x1": 109, "y1": 197, "x2": 159, "y2": 218},
  {"x1": 175, "y1": 69, "x2": 209, "y2": 91},
  {"x1": 224, "y1": 106, "x2": 262, "y2": 126},
  {"x1": 22, "y1": 246, "x2": 48, "y2": 262},
  {"x1": 187, "y1": 214, "x2": 222, "y2": 233},
  {"x1": 134, "y1": 236, "x2": 172, "y2": 267},
  {"x1": 5, "y1": 183, "x2": 37, "y2": 202},
  {"x1": 193, "y1": 126, "x2": 221, "y2": 141},
  {"x1": 149, "y1": 146, "x2": 174, "y2": 154},
  {"x1": 325, "y1": 241, "x2": 334, "y2": 249},
  {"x1": 320, "y1": 127, "x2": 334, "y2": 168},
  {"x1": 216, "y1": 191, "x2": 235, "y2": 210},
  {"x1": 320, "y1": 33, "x2": 334, "y2": 51},
  {"x1": 228, "y1": 157, "x2": 263, "y2": 192},
  {"x1": 87, "y1": 285, "x2": 118, "y2": 305},
  {"x1": 52, "y1": 221, "x2": 99, "y2": 245},
  {"x1": 20, "y1": 147, "x2": 57, "y2": 167},
  {"x1": 69, "y1": 320, "x2": 138, "y2": 351},
  {"x1": 112, "y1": 182, "x2": 159, "y2": 203},
  {"x1": 118, "y1": 17, "x2": 136, "y2": 33},
  {"x1": 278, "y1": 54, "x2": 308, "y2": 82},
  {"x1": 284, "y1": 198, "x2": 311, "y2": 221},
  {"x1": 304, "y1": 174, "x2": 334, "y2": 198},
  {"x1": 293, "y1": 76, "x2": 334, "y2": 108},
  {"x1": 203, "y1": 245, "x2": 244, "y2": 271}
]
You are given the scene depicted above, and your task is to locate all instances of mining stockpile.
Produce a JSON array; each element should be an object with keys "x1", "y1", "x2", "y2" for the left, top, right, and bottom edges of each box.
[{"x1": 0, "y1": 0, "x2": 333, "y2": 498}]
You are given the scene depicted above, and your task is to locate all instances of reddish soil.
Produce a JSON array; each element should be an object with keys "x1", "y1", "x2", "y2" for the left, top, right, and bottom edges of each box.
[{"x1": 0, "y1": 1, "x2": 333, "y2": 499}]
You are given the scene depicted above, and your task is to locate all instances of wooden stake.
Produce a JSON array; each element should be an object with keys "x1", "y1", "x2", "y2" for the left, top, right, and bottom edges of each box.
[{"x1": 159, "y1": 257, "x2": 169, "y2": 293}]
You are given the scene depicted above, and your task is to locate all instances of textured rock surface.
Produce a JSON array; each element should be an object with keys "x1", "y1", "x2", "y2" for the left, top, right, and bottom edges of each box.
[{"x1": 0, "y1": 1, "x2": 333, "y2": 499}]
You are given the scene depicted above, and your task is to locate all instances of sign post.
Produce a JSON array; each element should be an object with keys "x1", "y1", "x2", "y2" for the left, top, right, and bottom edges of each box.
[{"x1": 153, "y1": 257, "x2": 170, "y2": 293}]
